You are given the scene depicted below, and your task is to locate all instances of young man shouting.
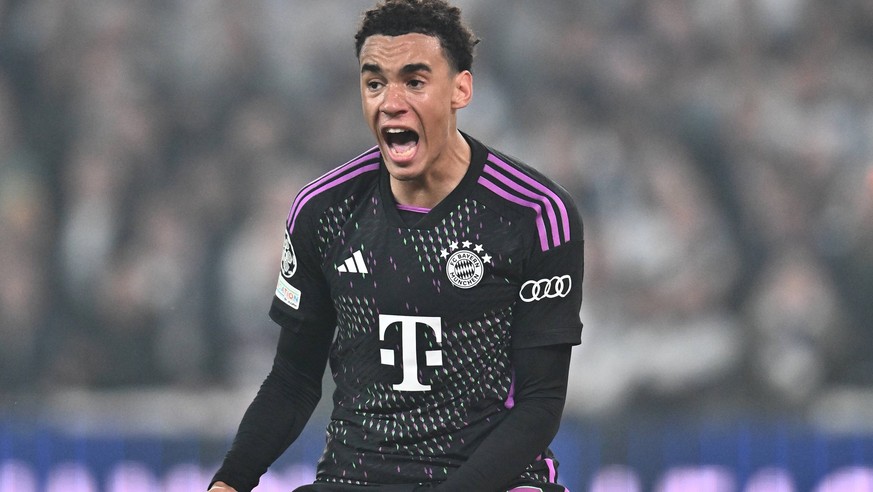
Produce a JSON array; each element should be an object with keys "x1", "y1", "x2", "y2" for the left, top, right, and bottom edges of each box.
[{"x1": 209, "y1": 1, "x2": 584, "y2": 490}]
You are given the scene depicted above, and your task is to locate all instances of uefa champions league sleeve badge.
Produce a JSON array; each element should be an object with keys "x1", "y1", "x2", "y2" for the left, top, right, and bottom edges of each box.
[
  {"x1": 281, "y1": 230, "x2": 298, "y2": 278},
  {"x1": 276, "y1": 230, "x2": 302, "y2": 309},
  {"x1": 441, "y1": 239, "x2": 492, "y2": 289}
]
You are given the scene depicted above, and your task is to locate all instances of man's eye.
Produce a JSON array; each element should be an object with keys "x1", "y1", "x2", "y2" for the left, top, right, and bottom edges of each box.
[
  {"x1": 366, "y1": 81, "x2": 383, "y2": 90},
  {"x1": 408, "y1": 80, "x2": 424, "y2": 89}
]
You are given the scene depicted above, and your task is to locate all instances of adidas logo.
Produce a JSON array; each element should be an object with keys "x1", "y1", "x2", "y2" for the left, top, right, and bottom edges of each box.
[{"x1": 337, "y1": 250, "x2": 369, "y2": 274}]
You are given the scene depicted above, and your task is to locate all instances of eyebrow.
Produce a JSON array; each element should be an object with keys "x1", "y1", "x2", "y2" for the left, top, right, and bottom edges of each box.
[{"x1": 361, "y1": 62, "x2": 433, "y2": 75}]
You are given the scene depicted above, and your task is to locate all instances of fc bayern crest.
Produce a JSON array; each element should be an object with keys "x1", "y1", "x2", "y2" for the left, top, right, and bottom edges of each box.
[
  {"x1": 281, "y1": 231, "x2": 297, "y2": 278},
  {"x1": 441, "y1": 240, "x2": 492, "y2": 289}
]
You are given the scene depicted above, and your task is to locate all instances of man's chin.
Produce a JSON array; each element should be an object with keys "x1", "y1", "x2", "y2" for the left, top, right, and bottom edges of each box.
[
  {"x1": 386, "y1": 166, "x2": 422, "y2": 182},
  {"x1": 385, "y1": 157, "x2": 429, "y2": 183}
]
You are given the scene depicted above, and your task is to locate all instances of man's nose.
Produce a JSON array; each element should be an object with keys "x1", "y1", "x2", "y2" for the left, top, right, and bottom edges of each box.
[{"x1": 380, "y1": 83, "x2": 407, "y2": 116}]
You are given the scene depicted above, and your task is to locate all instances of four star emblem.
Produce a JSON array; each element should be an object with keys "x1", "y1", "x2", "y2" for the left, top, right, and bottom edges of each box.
[{"x1": 441, "y1": 239, "x2": 492, "y2": 264}]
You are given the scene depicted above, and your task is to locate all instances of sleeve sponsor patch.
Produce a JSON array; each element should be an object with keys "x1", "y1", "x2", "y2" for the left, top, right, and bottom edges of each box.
[
  {"x1": 518, "y1": 275, "x2": 573, "y2": 302},
  {"x1": 276, "y1": 275, "x2": 301, "y2": 310}
]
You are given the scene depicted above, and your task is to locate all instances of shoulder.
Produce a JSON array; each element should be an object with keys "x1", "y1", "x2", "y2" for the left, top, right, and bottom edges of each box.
[
  {"x1": 286, "y1": 147, "x2": 382, "y2": 235},
  {"x1": 474, "y1": 142, "x2": 582, "y2": 251}
]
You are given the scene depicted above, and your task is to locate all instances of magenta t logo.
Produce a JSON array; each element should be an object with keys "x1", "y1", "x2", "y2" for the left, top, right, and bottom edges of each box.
[{"x1": 378, "y1": 314, "x2": 443, "y2": 392}]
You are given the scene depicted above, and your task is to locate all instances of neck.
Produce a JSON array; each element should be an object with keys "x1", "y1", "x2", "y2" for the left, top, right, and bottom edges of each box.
[{"x1": 390, "y1": 130, "x2": 470, "y2": 209}]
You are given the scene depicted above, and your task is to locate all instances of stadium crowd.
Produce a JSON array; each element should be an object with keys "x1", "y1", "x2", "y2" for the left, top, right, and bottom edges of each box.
[{"x1": 1, "y1": 0, "x2": 872, "y2": 425}]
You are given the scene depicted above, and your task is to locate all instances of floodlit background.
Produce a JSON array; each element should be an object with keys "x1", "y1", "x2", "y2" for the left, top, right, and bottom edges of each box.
[{"x1": 1, "y1": 0, "x2": 872, "y2": 490}]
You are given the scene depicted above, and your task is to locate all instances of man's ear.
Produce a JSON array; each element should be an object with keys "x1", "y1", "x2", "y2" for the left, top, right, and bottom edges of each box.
[{"x1": 451, "y1": 70, "x2": 473, "y2": 110}]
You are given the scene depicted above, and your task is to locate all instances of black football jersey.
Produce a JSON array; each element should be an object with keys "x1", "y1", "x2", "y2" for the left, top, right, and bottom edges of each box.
[{"x1": 269, "y1": 133, "x2": 584, "y2": 487}]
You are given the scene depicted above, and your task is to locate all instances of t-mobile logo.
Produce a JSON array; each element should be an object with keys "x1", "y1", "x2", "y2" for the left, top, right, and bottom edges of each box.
[{"x1": 378, "y1": 314, "x2": 442, "y2": 392}]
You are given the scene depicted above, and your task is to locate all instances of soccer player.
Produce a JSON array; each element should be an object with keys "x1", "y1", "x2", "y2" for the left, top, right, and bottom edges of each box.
[{"x1": 208, "y1": 1, "x2": 584, "y2": 491}]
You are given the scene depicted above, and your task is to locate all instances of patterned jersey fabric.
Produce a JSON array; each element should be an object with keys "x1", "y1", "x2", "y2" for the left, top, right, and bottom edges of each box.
[{"x1": 269, "y1": 133, "x2": 584, "y2": 486}]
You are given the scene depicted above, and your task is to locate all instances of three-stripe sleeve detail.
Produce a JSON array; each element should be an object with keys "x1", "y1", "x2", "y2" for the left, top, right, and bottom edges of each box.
[
  {"x1": 286, "y1": 148, "x2": 381, "y2": 234},
  {"x1": 478, "y1": 154, "x2": 572, "y2": 252}
]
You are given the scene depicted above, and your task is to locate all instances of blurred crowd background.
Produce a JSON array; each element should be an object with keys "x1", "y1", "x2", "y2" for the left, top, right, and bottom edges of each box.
[{"x1": 1, "y1": 0, "x2": 873, "y2": 440}]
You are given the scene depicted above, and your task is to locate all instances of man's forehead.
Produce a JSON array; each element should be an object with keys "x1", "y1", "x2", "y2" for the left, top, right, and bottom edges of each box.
[{"x1": 358, "y1": 33, "x2": 447, "y2": 67}]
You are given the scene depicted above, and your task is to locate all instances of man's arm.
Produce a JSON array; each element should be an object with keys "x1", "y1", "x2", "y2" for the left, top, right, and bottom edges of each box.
[
  {"x1": 431, "y1": 344, "x2": 572, "y2": 492},
  {"x1": 208, "y1": 322, "x2": 333, "y2": 492}
]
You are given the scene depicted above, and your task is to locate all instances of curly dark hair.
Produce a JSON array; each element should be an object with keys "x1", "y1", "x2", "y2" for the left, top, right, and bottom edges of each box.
[{"x1": 354, "y1": 0, "x2": 480, "y2": 73}]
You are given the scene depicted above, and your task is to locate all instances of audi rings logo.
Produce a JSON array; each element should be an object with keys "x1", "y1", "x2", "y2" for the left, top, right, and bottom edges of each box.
[{"x1": 519, "y1": 275, "x2": 572, "y2": 302}]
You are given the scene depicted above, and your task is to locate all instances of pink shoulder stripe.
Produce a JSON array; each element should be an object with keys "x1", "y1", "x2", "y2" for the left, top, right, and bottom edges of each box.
[
  {"x1": 480, "y1": 154, "x2": 572, "y2": 251},
  {"x1": 286, "y1": 148, "x2": 380, "y2": 234}
]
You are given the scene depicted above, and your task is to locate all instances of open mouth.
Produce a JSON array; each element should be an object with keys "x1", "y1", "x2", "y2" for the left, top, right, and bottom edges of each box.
[{"x1": 382, "y1": 128, "x2": 420, "y2": 159}]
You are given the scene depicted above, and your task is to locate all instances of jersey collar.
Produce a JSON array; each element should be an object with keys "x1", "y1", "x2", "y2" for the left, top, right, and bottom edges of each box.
[{"x1": 379, "y1": 131, "x2": 487, "y2": 229}]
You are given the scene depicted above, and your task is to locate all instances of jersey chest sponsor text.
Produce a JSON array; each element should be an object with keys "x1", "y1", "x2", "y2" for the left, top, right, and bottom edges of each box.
[{"x1": 379, "y1": 314, "x2": 442, "y2": 392}]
